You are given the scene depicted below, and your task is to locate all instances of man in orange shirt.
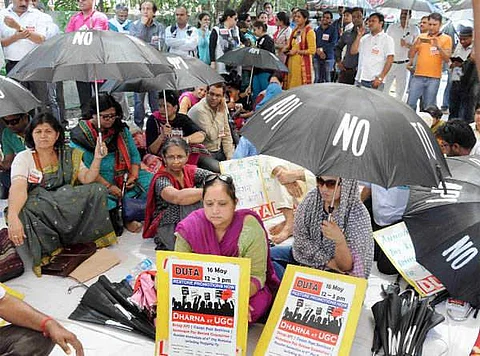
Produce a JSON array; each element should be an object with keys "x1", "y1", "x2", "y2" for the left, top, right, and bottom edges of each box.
[{"x1": 406, "y1": 13, "x2": 452, "y2": 111}]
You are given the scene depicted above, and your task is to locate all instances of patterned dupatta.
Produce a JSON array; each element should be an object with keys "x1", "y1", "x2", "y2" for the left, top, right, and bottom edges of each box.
[{"x1": 72, "y1": 120, "x2": 131, "y2": 188}]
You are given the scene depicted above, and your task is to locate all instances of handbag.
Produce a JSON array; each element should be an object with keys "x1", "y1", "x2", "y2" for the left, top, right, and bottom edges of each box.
[
  {"x1": 0, "y1": 228, "x2": 24, "y2": 282},
  {"x1": 122, "y1": 181, "x2": 147, "y2": 223},
  {"x1": 41, "y1": 242, "x2": 97, "y2": 277}
]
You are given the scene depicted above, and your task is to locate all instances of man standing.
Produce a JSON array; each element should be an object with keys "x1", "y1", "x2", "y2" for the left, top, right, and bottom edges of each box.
[
  {"x1": 65, "y1": 0, "x2": 108, "y2": 117},
  {"x1": 0, "y1": 0, "x2": 48, "y2": 109},
  {"x1": 351, "y1": 12, "x2": 394, "y2": 90},
  {"x1": 384, "y1": 9, "x2": 419, "y2": 100},
  {"x1": 108, "y1": 3, "x2": 131, "y2": 33},
  {"x1": 407, "y1": 13, "x2": 452, "y2": 111},
  {"x1": 314, "y1": 11, "x2": 338, "y2": 83},
  {"x1": 188, "y1": 84, "x2": 235, "y2": 161},
  {"x1": 334, "y1": 7, "x2": 363, "y2": 85},
  {"x1": 129, "y1": 0, "x2": 164, "y2": 129},
  {"x1": 165, "y1": 6, "x2": 198, "y2": 57},
  {"x1": 448, "y1": 27, "x2": 473, "y2": 121}
]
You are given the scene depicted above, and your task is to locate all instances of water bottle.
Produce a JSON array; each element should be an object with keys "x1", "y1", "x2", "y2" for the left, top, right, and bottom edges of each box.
[{"x1": 125, "y1": 258, "x2": 154, "y2": 286}]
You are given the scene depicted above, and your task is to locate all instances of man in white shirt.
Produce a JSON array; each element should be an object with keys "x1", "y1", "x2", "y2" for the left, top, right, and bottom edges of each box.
[
  {"x1": 165, "y1": 6, "x2": 198, "y2": 57},
  {"x1": 351, "y1": 12, "x2": 394, "y2": 90},
  {"x1": 0, "y1": 284, "x2": 84, "y2": 355},
  {"x1": 384, "y1": 9, "x2": 419, "y2": 100},
  {"x1": 0, "y1": 0, "x2": 48, "y2": 108}
]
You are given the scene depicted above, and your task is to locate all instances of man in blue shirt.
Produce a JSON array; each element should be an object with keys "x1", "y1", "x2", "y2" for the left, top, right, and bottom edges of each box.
[{"x1": 314, "y1": 11, "x2": 338, "y2": 83}]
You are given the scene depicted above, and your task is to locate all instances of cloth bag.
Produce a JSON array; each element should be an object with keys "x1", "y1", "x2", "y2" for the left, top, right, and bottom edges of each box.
[
  {"x1": 0, "y1": 228, "x2": 24, "y2": 282},
  {"x1": 122, "y1": 181, "x2": 146, "y2": 223}
]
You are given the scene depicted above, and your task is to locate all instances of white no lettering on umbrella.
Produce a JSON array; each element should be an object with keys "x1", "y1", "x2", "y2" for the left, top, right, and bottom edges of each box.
[{"x1": 8, "y1": 30, "x2": 174, "y2": 140}]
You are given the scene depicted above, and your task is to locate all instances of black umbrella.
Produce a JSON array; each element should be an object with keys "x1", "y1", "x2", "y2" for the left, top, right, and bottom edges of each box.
[
  {"x1": 100, "y1": 53, "x2": 224, "y2": 93},
  {"x1": 404, "y1": 156, "x2": 480, "y2": 307},
  {"x1": 0, "y1": 76, "x2": 40, "y2": 117},
  {"x1": 73, "y1": 279, "x2": 155, "y2": 339},
  {"x1": 217, "y1": 47, "x2": 288, "y2": 96},
  {"x1": 8, "y1": 30, "x2": 174, "y2": 139},
  {"x1": 69, "y1": 303, "x2": 133, "y2": 332},
  {"x1": 241, "y1": 83, "x2": 450, "y2": 188},
  {"x1": 217, "y1": 47, "x2": 288, "y2": 72}
]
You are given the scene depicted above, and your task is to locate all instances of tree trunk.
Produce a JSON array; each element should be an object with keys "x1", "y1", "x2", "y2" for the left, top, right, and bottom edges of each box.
[{"x1": 237, "y1": 0, "x2": 256, "y2": 14}]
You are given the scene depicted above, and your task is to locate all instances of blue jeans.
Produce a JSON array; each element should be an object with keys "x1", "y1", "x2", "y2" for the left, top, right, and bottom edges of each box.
[
  {"x1": 134, "y1": 91, "x2": 159, "y2": 129},
  {"x1": 359, "y1": 80, "x2": 384, "y2": 91},
  {"x1": 407, "y1": 75, "x2": 441, "y2": 111},
  {"x1": 270, "y1": 245, "x2": 296, "y2": 280},
  {"x1": 442, "y1": 70, "x2": 451, "y2": 110},
  {"x1": 314, "y1": 57, "x2": 335, "y2": 83}
]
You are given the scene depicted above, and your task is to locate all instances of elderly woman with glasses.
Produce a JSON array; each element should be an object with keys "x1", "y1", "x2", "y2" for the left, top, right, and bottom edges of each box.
[
  {"x1": 271, "y1": 176, "x2": 374, "y2": 280},
  {"x1": 143, "y1": 137, "x2": 212, "y2": 250},
  {"x1": 8, "y1": 112, "x2": 116, "y2": 276},
  {"x1": 70, "y1": 93, "x2": 153, "y2": 233},
  {"x1": 174, "y1": 173, "x2": 280, "y2": 323}
]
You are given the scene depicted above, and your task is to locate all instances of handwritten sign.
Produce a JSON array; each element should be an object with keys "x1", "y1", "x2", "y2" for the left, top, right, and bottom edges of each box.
[
  {"x1": 255, "y1": 266, "x2": 366, "y2": 356},
  {"x1": 374, "y1": 222, "x2": 445, "y2": 296},
  {"x1": 156, "y1": 251, "x2": 250, "y2": 356},
  {"x1": 220, "y1": 155, "x2": 314, "y2": 220}
]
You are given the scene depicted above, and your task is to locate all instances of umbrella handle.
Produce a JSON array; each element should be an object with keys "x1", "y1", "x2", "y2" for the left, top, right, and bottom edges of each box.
[
  {"x1": 163, "y1": 89, "x2": 169, "y2": 126},
  {"x1": 94, "y1": 72, "x2": 104, "y2": 151},
  {"x1": 247, "y1": 66, "x2": 254, "y2": 106}
]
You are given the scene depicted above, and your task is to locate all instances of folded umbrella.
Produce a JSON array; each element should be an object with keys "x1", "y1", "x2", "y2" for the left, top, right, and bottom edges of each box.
[
  {"x1": 69, "y1": 303, "x2": 133, "y2": 332},
  {"x1": 0, "y1": 76, "x2": 40, "y2": 117}
]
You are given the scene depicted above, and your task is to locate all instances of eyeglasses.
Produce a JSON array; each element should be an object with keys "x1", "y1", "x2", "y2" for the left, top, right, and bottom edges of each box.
[
  {"x1": 100, "y1": 114, "x2": 120, "y2": 121},
  {"x1": 203, "y1": 174, "x2": 233, "y2": 186},
  {"x1": 164, "y1": 154, "x2": 187, "y2": 162},
  {"x1": 316, "y1": 177, "x2": 340, "y2": 189},
  {"x1": 3, "y1": 115, "x2": 23, "y2": 126}
]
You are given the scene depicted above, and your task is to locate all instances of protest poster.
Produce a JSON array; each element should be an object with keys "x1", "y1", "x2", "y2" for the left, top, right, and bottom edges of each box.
[
  {"x1": 156, "y1": 251, "x2": 250, "y2": 356},
  {"x1": 220, "y1": 155, "x2": 315, "y2": 220},
  {"x1": 374, "y1": 222, "x2": 445, "y2": 297},
  {"x1": 254, "y1": 266, "x2": 367, "y2": 356}
]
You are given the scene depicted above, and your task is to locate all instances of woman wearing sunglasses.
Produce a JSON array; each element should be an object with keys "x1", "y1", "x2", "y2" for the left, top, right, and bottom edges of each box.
[
  {"x1": 143, "y1": 137, "x2": 212, "y2": 250},
  {"x1": 8, "y1": 112, "x2": 116, "y2": 276},
  {"x1": 271, "y1": 176, "x2": 374, "y2": 280},
  {"x1": 70, "y1": 94, "x2": 153, "y2": 233},
  {"x1": 174, "y1": 174, "x2": 280, "y2": 323}
]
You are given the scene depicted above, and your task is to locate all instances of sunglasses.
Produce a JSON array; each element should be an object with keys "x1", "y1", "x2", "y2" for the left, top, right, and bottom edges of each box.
[
  {"x1": 3, "y1": 116, "x2": 23, "y2": 126},
  {"x1": 204, "y1": 174, "x2": 233, "y2": 186},
  {"x1": 316, "y1": 177, "x2": 340, "y2": 189}
]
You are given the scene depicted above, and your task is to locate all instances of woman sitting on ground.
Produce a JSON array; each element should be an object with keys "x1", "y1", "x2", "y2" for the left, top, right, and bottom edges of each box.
[
  {"x1": 178, "y1": 87, "x2": 207, "y2": 115},
  {"x1": 143, "y1": 137, "x2": 212, "y2": 250},
  {"x1": 271, "y1": 176, "x2": 374, "y2": 280},
  {"x1": 70, "y1": 94, "x2": 152, "y2": 233},
  {"x1": 146, "y1": 90, "x2": 221, "y2": 173},
  {"x1": 174, "y1": 174, "x2": 280, "y2": 323},
  {"x1": 8, "y1": 113, "x2": 116, "y2": 276}
]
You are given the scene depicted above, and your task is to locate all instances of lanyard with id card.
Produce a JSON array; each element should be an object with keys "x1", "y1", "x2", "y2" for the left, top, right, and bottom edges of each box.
[{"x1": 29, "y1": 151, "x2": 44, "y2": 185}]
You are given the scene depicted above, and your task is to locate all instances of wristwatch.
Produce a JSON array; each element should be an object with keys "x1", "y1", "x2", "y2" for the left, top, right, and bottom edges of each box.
[{"x1": 376, "y1": 76, "x2": 383, "y2": 82}]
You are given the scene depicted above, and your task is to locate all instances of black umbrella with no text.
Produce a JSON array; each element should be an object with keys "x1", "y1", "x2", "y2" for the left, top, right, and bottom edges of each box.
[
  {"x1": 404, "y1": 156, "x2": 480, "y2": 307},
  {"x1": 0, "y1": 76, "x2": 40, "y2": 117},
  {"x1": 241, "y1": 83, "x2": 450, "y2": 188}
]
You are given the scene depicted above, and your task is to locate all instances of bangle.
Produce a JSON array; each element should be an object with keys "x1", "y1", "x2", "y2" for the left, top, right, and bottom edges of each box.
[{"x1": 40, "y1": 316, "x2": 54, "y2": 337}]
